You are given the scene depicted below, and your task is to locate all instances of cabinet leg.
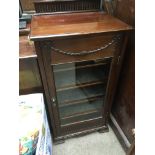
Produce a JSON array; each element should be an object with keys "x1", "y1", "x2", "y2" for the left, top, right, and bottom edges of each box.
[{"x1": 98, "y1": 126, "x2": 109, "y2": 133}]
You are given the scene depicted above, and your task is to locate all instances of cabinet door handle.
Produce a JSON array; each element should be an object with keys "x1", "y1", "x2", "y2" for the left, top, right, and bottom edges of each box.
[{"x1": 51, "y1": 97, "x2": 56, "y2": 106}]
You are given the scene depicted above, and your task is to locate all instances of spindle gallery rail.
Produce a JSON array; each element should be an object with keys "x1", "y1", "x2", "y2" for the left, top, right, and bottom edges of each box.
[{"x1": 34, "y1": 0, "x2": 102, "y2": 13}]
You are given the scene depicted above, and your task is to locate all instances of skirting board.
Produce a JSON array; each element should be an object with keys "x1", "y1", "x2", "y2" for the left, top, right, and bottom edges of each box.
[{"x1": 109, "y1": 113, "x2": 131, "y2": 152}]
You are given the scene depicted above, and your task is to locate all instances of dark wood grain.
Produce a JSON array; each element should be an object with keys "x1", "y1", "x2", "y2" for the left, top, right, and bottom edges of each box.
[
  {"x1": 38, "y1": 41, "x2": 62, "y2": 137},
  {"x1": 112, "y1": 38, "x2": 135, "y2": 143},
  {"x1": 34, "y1": 41, "x2": 61, "y2": 138},
  {"x1": 51, "y1": 33, "x2": 117, "y2": 65},
  {"x1": 19, "y1": 35, "x2": 43, "y2": 95},
  {"x1": 31, "y1": 11, "x2": 132, "y2": 142},
  {"x1": 30, "y1": 12, "x2": 132, "y2": 41},
  {"x1": 114, "y1": 0, "x2": 135, "y2": 26},
  {"x1": 110, "y1": 0, "x2": 135, "y2": 150},
  {"x1": 60, "y1": 117, "x2": 104, "y2": 136},
  {"x1": 19, "y1": 58, "x2": 43, "y2": 95},
  {"x1": 55, "y1": 124, "x2": 108, "y2": 142},
  {"x1": 103, "y1": 32, "x2": 129, "y2": 125}
]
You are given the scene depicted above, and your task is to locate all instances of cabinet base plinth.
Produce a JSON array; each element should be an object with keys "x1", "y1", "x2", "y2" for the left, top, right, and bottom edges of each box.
[{"x1": 53, "y1": 125, "x2": 109, "y2": 144}]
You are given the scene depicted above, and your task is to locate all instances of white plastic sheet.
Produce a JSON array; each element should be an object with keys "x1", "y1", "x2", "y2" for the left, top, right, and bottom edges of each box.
[{"x1": 19, "y1": 93, "x2": 52, "y2": 155}]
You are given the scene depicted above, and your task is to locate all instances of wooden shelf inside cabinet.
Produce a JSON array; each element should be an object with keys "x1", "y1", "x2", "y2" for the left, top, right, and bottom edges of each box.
[
  {"x1": 55, "y1": 68, "x2": 108, "y2": 92},
  {"x1": 59, "y1": 95, "x2": 104, "y2": 108},
  {"x1": 59, "y1": 95, "x2": 103, "y2": 119},
  {"x1": 54, "y1": 61, "x2": 110, "y2": 91},
  {"x1": 30, "y1": 11, "x2": 132, "y2": 141},
  {"x1": 53, "y1": 61, "x2": 109, "y2": 73},
  {"x1": 57, "y1": 84, "x2": 106, "y2": 104},
  {"x1": 56, "y1": 80, "x2": 106, "y2": 92},
  {"x1": 61, "y1": 111, "x2": 102, "y2": 126},
  {"x1": 60, "y1": 108, "x2": 102, "y2": 120}
]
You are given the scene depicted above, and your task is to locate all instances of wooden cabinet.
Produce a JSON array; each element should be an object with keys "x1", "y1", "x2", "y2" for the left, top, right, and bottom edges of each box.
[{"x1": 30, "y1": 11, "x2": 132, "y2": 142}]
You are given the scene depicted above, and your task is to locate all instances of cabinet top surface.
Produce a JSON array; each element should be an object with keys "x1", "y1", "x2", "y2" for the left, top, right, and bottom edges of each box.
[{"x1": 30, "y1": 12, "x2": 132, "y2": 41}]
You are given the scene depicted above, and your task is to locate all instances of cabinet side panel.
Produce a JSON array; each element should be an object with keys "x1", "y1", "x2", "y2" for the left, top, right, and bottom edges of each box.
[
  {"x1": 111, "y1": 0, "x2": 135, "y2": 149},
  {"x1": 112, "y1": 34, "x2": 135, "y2": 143}
]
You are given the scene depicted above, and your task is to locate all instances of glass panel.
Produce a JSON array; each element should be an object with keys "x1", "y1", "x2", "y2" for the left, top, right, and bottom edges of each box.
[
  {"x1": 52, "y1": 59, "x2": 111, "y2": 125},
  {"x1": 59, "y1": 98, "x2": 103, "y2": 118},
  {"x1": 57, "y1": 84, "x2": 105, "y2": 105},
  {"x1": 61, "y1": 112, "x2": 102, "y2": 125},
  {"x1": 54, "y1": 66, "x2": 106, "y2": 90}
]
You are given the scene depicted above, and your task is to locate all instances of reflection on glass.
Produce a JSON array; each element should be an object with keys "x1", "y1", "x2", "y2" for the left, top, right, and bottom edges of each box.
[{"x1": 52, "y1": 59, "x2": 111, "y2": 125}]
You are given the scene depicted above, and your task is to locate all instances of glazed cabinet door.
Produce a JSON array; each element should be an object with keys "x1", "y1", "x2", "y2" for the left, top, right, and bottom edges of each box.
[
  {"x1": 38, "y1": 32, "x2": 127, "y2": 139},
  {"x1": 53, "y1": 58, "x2": 111, "y2": 126}
]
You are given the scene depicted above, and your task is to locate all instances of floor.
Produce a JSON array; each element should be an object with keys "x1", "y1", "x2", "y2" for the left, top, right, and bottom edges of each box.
[{"x1": 52, "y1": 126, "x2": 125, "y2": 155}]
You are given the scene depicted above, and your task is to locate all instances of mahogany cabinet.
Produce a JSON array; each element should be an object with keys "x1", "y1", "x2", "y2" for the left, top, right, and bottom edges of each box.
[{"x1": 30, "y1": 11, "x2": 132, "y2": 142}]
